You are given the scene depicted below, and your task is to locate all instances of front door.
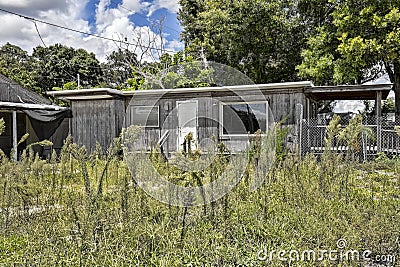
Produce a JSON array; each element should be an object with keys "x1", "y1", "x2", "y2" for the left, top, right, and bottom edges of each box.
[{"x1": 177, "y1": 100, "x2": 197, "y2": 151}]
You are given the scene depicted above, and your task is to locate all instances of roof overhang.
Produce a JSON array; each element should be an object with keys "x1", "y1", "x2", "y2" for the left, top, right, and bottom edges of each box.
[
  {"x1": 305, "y1": 84, "x2": 393, "y2": 101},
  {"x1": 46, "y1": 82, "x2": 393, "y2": 102},
  {"x1": 46, "y1": 82, "x2": 314, "y2": 100},
  {"x1": 123, "y1": 81, "x2": 313, "y2": 96},
  {"x1": 0, "y1": 101, "x2": 67, "y2": 110},
  {"x1": 46, "y1": 88, "x2": 124, "y2": 101}
]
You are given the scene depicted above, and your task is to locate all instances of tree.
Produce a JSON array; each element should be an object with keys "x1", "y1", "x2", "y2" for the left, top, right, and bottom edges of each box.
[
  {"x1": 0, "y1": 43, "x2": 40, "y2": 93},
  {"x1": 178, "y1": 0, "x2": 206, "y2": 47},
  {"x1": 32, "y1": 44, "x2": 103, "y2": 91},
  {"x1": 101, "y1": 48, "x2": 138, "y2": 89},
  {"x1": 178, "y1": 0, "x2": 306, "y2": 84},
  {"x1": 297, "y1": 0, "x2": 400, "y2": 114}
]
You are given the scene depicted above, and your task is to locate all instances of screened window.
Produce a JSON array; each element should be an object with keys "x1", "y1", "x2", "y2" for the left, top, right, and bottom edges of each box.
[
  {"x1": 130, "y1": 106, "x2": 159, "y2": 127},
  {"x1": 222, "y1": 102, "x2": 267, "y2": 135}
]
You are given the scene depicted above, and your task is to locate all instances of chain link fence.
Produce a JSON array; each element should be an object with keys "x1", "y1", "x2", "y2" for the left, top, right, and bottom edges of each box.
[{"x1": 300, "y1": 114, "x2": 400, "y2": 160}]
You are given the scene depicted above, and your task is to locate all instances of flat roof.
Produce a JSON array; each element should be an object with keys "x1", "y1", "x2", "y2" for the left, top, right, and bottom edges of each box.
[
  {"x1": 46, "y1": 82, "x2": 393, "y2": 101},
  {"x1": 46, "y1": 82, "x2": 314, "y2": 100},
  {"x1": 123, "y1": 81, "x2": 313, "y2": 96},
  {"x1": 306, "y1": 84, "x2": 392, "y2": 100}
]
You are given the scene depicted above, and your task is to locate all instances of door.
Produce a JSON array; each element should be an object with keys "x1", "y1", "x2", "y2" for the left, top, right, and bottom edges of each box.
[{"x1": 177, "y1": 100, "x2": 198, "y2": 151}]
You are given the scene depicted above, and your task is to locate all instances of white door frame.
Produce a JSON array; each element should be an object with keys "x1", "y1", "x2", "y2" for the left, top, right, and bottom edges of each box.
[{"x1": 176, "y1": 100, "x2": 198, "y2": 151}]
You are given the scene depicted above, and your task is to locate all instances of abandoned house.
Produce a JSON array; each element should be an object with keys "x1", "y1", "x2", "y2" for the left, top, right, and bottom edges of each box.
[{"x1": 47, "y1": 81, "x2": 393, "y2": 156}]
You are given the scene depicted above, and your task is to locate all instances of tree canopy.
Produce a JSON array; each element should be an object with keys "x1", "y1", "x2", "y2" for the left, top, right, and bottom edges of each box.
[
  {"x1": 101, "y1": 48, "x2": 138, "y2": 89},
  {"x1": 0, "y1": 43, "x2": 40, "y2": 94},
  {"x1": 178, "y1": 0, "x2": 307, "y2": 84},
  {"x1": 33, "y1": 44, "x2": 103, "y2": 91},
  {"x1": 297, "y1": 0, "x2": 400, "y2": 113}
]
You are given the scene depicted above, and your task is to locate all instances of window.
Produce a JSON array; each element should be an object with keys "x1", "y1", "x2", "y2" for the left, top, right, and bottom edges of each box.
[
  {"x1": 130, "y1": 106, "x2": 159, "y2": 127},
  {"x1": 221, "y1": 102, "x2": 268, "y2": 135}
]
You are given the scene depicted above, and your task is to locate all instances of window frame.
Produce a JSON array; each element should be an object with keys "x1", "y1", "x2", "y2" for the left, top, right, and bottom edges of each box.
[
  {"x1": 129, "y1": 105, "x2": 160, "y2": 128},
  {"x1": 219, "y1": 101, "x2": 269, "y2": 137}
]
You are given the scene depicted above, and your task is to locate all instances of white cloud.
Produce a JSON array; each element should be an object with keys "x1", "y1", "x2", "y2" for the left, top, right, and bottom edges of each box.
[
  {"x1": 147, "y1": 0, "x2": 179, "y2": 16},
  {"x1": 0, "y1": 0, "x2": 70, "y2": 16},
  {"x1": 165, "y1": 39, "x2": 184, "y2": 52},
  {"x1": 334, "y1": 100, "x2": 365, "y2": 113},
  {"x1": 0, "y1": 0, "x2": 183, "y2": 63},
  {"x1": 122, "y1": 0, "x2": 149, "y2": 12}
]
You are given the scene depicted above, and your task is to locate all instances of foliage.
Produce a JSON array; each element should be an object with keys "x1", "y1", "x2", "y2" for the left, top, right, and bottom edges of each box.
[
  {"x1": 0, "y1": 43, "x2": 105, "y2": 94},
  {"x1": 324, "y1": 114, "x2": 341, "y2": 150},
  {"x1": 0, "y1": 136, "x2": 399, "y2": 265},
  {"x1": 101, "y1": 48, "x2": 138, "y2": 89},
  {"x1": 274, "y1": 123, "x2": 289, "y2": 162},
  {"x1": 297, "y1": 0, "x2": 400, "y2": 114},
  {"x1": 127, "y1": 53, "x2": 216, "y2": 90},
  {"x1": 52, "y1": 81, "x2": 78, "y2": 91},
  {"x1": 178, "y1": 0, "x2": 306, "y2": 84},
  {"x1": 382, "y1": 97, "x2": 396, "y2": 113},
  {"x1": 33, "y1": 44, "x2": 103, "y2": 91},
  {"x1": 0, "y1": 118, "x2": 4, "y2": 136},
  {"x1": 0, "y1": 43, "x2": 41, "y2": 94},
  {"x1": 296, "y1": 26, "x2": 338, "y2": 85},
  {"x1": 395, "y1": 125, "x2": 400, "y2": 136},
  {"x1": 338, "y1": 116, "x2": 374, "y2": 150}
]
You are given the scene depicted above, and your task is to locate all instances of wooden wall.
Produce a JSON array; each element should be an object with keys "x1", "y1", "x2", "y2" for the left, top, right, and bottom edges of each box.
[
  {"x1": 71, "y1": 98, "x2": 125, "y2": 153},
  {"x1": 124, "y1": 88, "x2": 307, "y2": 154}
]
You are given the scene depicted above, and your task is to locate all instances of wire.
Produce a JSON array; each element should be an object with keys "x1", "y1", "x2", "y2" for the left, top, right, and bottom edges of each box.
[
  {"x1": 0, "y1": 7, "x2": 176, "y2": 53},
  {"x1": 31, "y1": 20, "x2": 47, "y2": 48}
]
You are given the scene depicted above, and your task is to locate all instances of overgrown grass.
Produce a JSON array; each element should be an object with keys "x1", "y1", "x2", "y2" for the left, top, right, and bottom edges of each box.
[{"x1": 0, "y1": 127, "x2": 399, "y2": 266}]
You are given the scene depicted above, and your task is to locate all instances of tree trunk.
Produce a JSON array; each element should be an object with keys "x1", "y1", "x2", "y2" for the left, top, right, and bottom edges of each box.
[{"x1": 394, "y1": 62, "x2": 400, "y2": 116}]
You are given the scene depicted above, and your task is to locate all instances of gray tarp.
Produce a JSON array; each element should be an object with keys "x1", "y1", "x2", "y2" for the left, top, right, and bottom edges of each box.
[{"x1": 23, "y1": 109, "x2": 72, "y2": 140}]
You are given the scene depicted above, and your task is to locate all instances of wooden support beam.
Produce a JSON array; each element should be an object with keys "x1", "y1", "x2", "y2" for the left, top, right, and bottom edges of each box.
[
  {"x1": 376, "y1": 91, "x2": 382, "y2": 153},
  {"x1": 306, "y1": 99, "x2": 311, "y2": 120},
  {"x1": 376, "y1": 90, "x2": 382, "y2": 116},
  {"x1": 12, "y1": 110, "x2": 17, "y2": 161}
]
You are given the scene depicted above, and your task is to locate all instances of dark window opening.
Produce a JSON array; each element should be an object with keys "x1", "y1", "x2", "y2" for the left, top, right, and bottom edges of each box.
[
  {"x1": 222, "y1": 103, "x2": 267, "y2": 135},
  {"x1": 130, "y1": 106, "x2": 159, "y2": 127}
]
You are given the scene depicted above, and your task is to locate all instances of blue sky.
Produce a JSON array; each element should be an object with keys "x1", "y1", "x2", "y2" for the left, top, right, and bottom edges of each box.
[
  {"x1": 84, "y1": 0, "x2": 182, "y2": 41},
  {"x1": 0, "y1": 0, "x2": 183, "y2": 61}
]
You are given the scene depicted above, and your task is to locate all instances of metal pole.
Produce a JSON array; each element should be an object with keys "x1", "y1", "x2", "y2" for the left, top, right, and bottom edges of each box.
[
  {"x1": 77, "y1": 73, "x2": 80, "y2": 89},
  {"x1": 12, "y1": 110, "x2": 17, "y2": 161}
]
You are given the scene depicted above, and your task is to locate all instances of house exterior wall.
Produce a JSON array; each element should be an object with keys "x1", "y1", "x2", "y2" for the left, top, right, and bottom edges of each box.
[
  {"x1": 70, "y1": 98, "x2": 125, "y2": 153},
  {"x1": 124, "y1": 89, "x2": 307, "y2": 153},
  {"x1": 45, "y1": 82, "x2": 393, "y2": 156}
]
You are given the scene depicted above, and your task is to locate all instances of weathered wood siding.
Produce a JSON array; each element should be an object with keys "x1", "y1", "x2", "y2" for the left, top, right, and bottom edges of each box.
[
  {"x1": 71, "y1": 98, "x2": 125, "y2": 153},
  {"x1": 124, "y1": 88, "x2": 307, "y2": 154}
]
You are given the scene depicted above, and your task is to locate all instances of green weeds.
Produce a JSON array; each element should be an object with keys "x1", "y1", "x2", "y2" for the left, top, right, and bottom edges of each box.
[{"x1": 0, "y1": 124, "x2": 398, "y2": 266}]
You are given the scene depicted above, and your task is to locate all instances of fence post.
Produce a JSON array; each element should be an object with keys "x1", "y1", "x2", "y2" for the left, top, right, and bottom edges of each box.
[
  {"x1": 296, "y1": 104, "x2": 303, "y2": 157},
  {"x1": 377, "y1": 116, "x2": 382, "y2": 153},
  {"x1": 376, "y1": 91, "x2": 382, "y2": 154}
]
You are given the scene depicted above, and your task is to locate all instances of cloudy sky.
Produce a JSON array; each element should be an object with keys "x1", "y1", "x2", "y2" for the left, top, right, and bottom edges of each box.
[
  {"x1": 0, "y1": 0, "x2": 183, "y2": 61},
  {"x1": 0, "y1": 0, "x2": 393, "y2": 113}
]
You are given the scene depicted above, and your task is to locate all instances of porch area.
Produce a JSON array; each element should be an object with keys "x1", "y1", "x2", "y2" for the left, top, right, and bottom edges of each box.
[{"x1": 300, "y1": 83, "x2": 396, "y2": 159}]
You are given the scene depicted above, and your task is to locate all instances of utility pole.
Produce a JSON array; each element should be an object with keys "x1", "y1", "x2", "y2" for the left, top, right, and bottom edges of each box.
[{"x1": 77, "y1": 73, "x2": 80, "y2": 89}]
